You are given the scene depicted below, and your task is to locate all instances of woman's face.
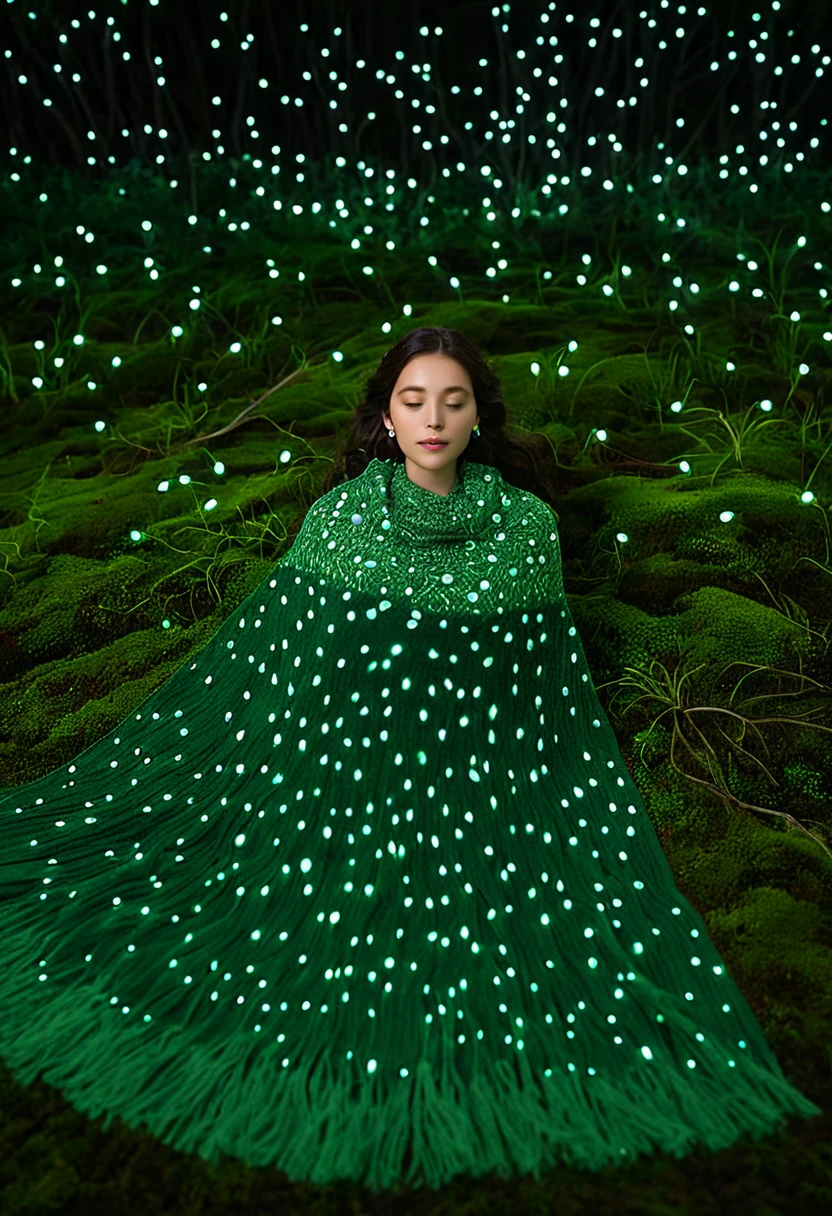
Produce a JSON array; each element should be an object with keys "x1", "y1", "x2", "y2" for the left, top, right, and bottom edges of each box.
[{"x1": 383, "y1": 352, "x2": 479, "y2": 478}]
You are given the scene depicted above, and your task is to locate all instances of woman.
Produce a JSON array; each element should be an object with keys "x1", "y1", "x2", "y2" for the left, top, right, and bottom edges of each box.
[{"x1": 0, "y1": 327, "x2": 821, "y2": 1192}]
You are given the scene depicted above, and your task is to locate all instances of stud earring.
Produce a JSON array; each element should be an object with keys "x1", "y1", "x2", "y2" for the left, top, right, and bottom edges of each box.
[{"x1": 386, "y1": 425, "x2": 481, "y2": 439}]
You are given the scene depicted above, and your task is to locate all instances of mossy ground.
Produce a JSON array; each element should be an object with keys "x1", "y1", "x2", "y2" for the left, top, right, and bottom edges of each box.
[{"x1": 0, "y1": 158, "x2": 831, "y2": 1213}]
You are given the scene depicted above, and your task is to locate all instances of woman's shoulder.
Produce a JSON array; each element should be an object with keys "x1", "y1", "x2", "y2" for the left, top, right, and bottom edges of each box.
[
  {"x1": 300, "y1": 458, "x2": 390, "y2": 529},
  {"x1": 499, "y1": 477, "x2": 560, "y2": 534}
]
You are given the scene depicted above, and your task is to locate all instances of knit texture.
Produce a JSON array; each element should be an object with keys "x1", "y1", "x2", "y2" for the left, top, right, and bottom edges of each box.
[{"x1": 0, "y1": 455, "x2": 822, "y2": 1190}]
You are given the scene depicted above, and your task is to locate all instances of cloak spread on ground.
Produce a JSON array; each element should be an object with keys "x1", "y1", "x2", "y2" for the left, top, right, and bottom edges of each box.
[{"x1": 0, "y1": 455, "x2": 822, "y2": 1190}]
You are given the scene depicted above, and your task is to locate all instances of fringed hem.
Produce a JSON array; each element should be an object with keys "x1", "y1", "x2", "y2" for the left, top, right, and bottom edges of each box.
[{"x1": 0, "y1": 960, "x2": 822, "y2": 1192}]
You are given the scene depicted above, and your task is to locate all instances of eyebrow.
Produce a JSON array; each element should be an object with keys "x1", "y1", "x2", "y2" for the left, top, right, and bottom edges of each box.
[{"x1": 396, "y1": 385, "x2": 469, "y2": 395}]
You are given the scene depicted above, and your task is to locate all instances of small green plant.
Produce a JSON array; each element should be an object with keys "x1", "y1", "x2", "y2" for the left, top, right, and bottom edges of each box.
[
  {"x1": 760, "y1": 313, "x2": 804, "y2": 380},
  {"x1": 599, "y1": 649, "x2": 832, "y2": 864},
  {"x1": 640, "y1": 342, "x2": 700, "y2": 433},
  {"x1": 747, "y1": 570, "x2": 832, "y2": 654},
  {"x1": 567, "y1": 353, "x2": 627, "y2": 419},
  {"x1": 795, "y1": 398, "x2": 832, "y2": 500},
  {"x1": 0, "y1": 332, "x2": 16, "y2": 404},
  {"x1": 671, "y1": 399, "x2": 792, "y2": 484},
  {"x1": 749, "y1": 225, "x2": 803, "y2": 319}
]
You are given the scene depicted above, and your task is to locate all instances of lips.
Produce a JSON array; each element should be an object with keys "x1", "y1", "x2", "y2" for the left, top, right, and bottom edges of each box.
[{"x1": 419, "y1": 441, "x2": 447, "y2": 446}]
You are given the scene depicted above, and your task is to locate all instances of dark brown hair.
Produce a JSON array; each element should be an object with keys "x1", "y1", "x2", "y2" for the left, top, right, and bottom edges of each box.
[{"x1": 318, "y1": 326, "x2": 561, "y2": 516}]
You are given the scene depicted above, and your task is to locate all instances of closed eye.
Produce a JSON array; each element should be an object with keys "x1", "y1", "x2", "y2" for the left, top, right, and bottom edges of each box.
[{"x1": 403, "y1": 402, "x2": 465, "y2": 408}]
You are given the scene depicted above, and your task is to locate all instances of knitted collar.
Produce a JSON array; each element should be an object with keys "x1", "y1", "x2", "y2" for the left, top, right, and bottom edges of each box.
[{"x1": 361, "y1": 456, "x2": 506, "y2": 547}]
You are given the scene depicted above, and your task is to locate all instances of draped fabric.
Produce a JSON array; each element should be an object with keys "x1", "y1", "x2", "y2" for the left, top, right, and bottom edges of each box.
[{"x1": 0, "y1": 455, "x2": 821, "y2": 1190}]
